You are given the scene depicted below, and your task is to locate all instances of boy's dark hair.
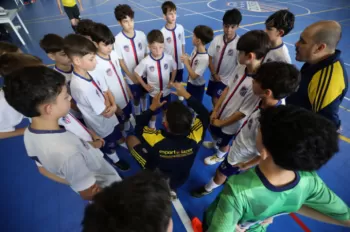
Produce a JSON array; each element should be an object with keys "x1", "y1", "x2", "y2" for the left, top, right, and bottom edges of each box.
[
  {"x1": 0, "y1": 41, "x2": 19, "y2": 55},
  {"x1": 64, "y1": 34, "x2": 97, "y2": 58},
  {"x1": 0, "y1": 53, "x2": 42, "y2": 76},
  {"x1": 161, "y1": 1, "x2": 176, "y2": 15},
  {"x1": 255, "y1": 62, "x2": 300, "y2": 99},
  {"x1": 259, "y1": 105, "x2": 339, "y2": 171},
  {"x1": 3, "y1": 66, "x2": 65, "y2": 118},
  {"x1": 237, "y1": 30, "x2": 270, "y2": 60},
  {"x1": 76, "y1": 19, "x2": 96, "y2": 37},
  {"x1": 114, "y1": 4, "x2": 134, "y2": 21},
  {"x1": 166, "y1": 101, "x2": 193, "y2": 134},
  {"x1": 90, "y1": 23, "x2": 115, "y2": 45},
  {"x1": 81, "y1": 170, "x2": 172, "y2": 232},
  {"x1": 147, "y1": 30, "x2": 164, "y2": 44},
  {"x1": 40, "y1": 34, "x2": 65, "y2": 53},
  {"x1": 265, "y1": 10, "x2": 295, "y2": 36},
  {"x1": 193, "y1": 25, "x2": 214, "y2": 45},
  {"x1": 223, "y1": 8, "x2": 242, "y2": 26}
]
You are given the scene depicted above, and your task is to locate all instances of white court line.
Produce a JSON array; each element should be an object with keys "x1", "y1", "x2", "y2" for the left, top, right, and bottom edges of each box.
[
  {"x1": 185, "y1": 10, "x2": 267, "y2": 18},
  {"x1": 345, "y1": 63, "x2": 350, "y2": 67},
  {"x1": 172, "y1": 199, "x2": 194, "y2": 232},
  {"x1": 344, "y1": 97, "x2": 350, "y2": 101},
  {"x1": 108, "y1": 18, "x2": 164, "y2": 28},
  {"x1": 145, "y1": 0, "x2": 210, "y2": 9}
]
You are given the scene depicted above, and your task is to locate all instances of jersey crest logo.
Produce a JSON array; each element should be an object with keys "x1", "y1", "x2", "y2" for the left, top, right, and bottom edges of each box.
[
  {"x1": 62, "y1": 116, "x2": 70, "y2": 124},
  {"x1": 240, "y1": 86, "x2": 248, "y2": 97},
  {"x1": 166, "y1": 37, "x2": 172, "y2": 44},
  {"x1": 234, "y1": 74, "x2": 239, "y2": 82},
  {"x1": 106, "y1": 68, "x2": 113, "y2": 76},
  {"x1": 80, "y1": 139, "x2": 90, "y2": 150},
  {"x1": 124, "y1": 45, "x2": 130, "y2": 52},
  {"x1": 216, "y1": 45, "x2": 221, "y2": 52},
  {"x1": 164, "y1": 63, "x2": 168, "y2": 70},
  {"x1": 227, "y1": 49, "x2": 234, "y2": 56},
  {"x1": 149, "y1": 66, "x2": 155, "y2": 72},
  {"x1": 194, "y1": 59, "x2": 199, "y2": 66},
  {"x1": 248, "y1": 118, "x2": 253, "y2": 130},
  {"x1": 138, "y1": 42, "x2": 142, "y2": 50}
]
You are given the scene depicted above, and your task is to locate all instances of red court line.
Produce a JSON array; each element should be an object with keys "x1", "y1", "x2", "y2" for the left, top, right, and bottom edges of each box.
[{"x1": 289, "y1": 213, "x2": 311, "y2": 232}]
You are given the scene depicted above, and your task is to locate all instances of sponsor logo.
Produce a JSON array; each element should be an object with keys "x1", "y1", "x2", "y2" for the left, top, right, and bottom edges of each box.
[
  {"x1": 227, "y1": 49, "x2": 234, "y2": 56},
  {"x1": 216, "y1": 45, "x2": 221, "y2": 52},
  {"x1": 194, "y1": 59, "x2": 199, "y2": 66},
  {"x1": 164, "y1": 63, "x2": 168, "y2": 70},
  {"x1": 62, "y1": 116, "x2": 70, "y2": 124}
]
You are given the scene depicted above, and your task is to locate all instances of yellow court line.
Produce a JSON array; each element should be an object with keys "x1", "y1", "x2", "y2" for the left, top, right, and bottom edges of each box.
[{"x1": 339, "y1": 135, "x2": 350, "y2": 143}]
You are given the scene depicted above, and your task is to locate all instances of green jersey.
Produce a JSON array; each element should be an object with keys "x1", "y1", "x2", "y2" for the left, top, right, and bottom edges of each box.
[{"x1": 205, "y1": 166, "x2": 350, "y2": 232}]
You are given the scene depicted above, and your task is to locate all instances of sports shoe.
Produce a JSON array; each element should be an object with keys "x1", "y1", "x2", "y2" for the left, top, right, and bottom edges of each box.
[
  {"x1": 204, "y1": 154, "x2": 224, "y2": 165},
  {"x1": 170, "y1": 190, "x2": 178, "y2": 200},
  {"x1": 112, "y1": 159, "x2": 130, "y2": 171},
  {"x1": 191, "y1": 186, "x2": 213, "y2": 198},
  {"x1": 202, "y1": 141, "x2": 216, "y2": 149}
]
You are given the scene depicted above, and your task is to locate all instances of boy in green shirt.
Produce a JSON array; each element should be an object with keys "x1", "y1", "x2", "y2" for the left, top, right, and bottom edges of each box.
[{"x1": 204, "y1": 105, "x2": 350, "y2": 231}]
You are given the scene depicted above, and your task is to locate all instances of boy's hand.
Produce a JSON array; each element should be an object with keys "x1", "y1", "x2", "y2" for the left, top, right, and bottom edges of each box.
[
  {"x1": 210, "y1": 111, "x2": 218, "y2": 123},
  {"x1": 171, "y1": 82, "x2": 190, "y2": 99},
  {"x1": 233, "y1": 163, "x2": 249, "y2": 171},
  {"x1": 103, "y1": 105, "x2": 117, "y2": 117},
  {"x1": 116, "y1": 105, "x2": 123, "y2": 116},
  {"x1": 145, "y1": 84, "x2": 154, "y2": 93},
  {"x1": 79, "y1": 5, "x2": 84, "y2": 11},
  {"x1": 211, "y1": 119, "x2": 224, "y2": 127},
  {"x1": 213, "y1": 74, "x2": 221, "y2": 82},
  {"x1": 260, "y1": 217, "x2": 274, "y2": 226},
  {"x1": 180, "y1": 54, "x2": 190, "y2": 65},
  {"x1": 167, "y1": 81, "x2": 174, "y2": 89},
  {"x1": 150, "y1": 91, "x2": 167, "y2": 111},
  {"x1": 59, "y1": 9, "x2": 64, "y2": 15}
]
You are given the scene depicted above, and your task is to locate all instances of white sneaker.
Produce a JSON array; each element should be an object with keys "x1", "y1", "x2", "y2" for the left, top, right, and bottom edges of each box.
[
  {"x1": 203, "y1": 141, "x2": 215, "y2": 149},
  {"x1": 204, "y1": 154, "x2": 224, "y2": 165}
]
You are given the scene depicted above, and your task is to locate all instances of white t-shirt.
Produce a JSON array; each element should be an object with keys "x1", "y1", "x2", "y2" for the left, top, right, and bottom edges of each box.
[
  {"x1": 263, "y1": 43, "x2": 291, "y2": 64},
  {"x1": 187, "y1": 48, "x2": 209, "y2": 86},
  {"x1": 114, "y1": 30, "x2": 148, "y2": 85},
  {"x1": 58, "y1": 112, "x2": 93, "y2": 142},
  {"x1": 24, "y1": 127, "x2": 121, "y2": 192},
  {"x1": 135, "y1": 53, "x2": 176, "y2": 97},
  {"x1": 161, "y1": 24, "x2": 186, "y2": 70},
  {"x1": 227, "y1": 99, "x2": 285, "y2": 165},
  {"x1": 218, "y1": 65, "x2": 260, "y2": 135},
  {"x1": 0, "y1": 90, "x2": 24, "y2": 132},
  {"x1": 208, "y1": 34, "x2": 239, "y2": 85},
  {"x1": 70, "y1": 72, "x2": 118, "y2": 138},
  {"x1": 90, "y1": 52, "x2": 130, "y2": 109}
]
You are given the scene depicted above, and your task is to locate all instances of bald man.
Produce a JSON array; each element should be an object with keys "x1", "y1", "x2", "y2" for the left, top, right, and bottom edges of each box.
[{"x1": 286, "y1": 20, "x2": 348, "y2": 129}]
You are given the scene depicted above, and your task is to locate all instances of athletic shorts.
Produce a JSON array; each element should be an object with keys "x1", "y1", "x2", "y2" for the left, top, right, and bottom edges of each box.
[
  {"x1": 116, "y1": 101, "x2": 132, "y2": 124},
  {"x1": 101, "y1": 125, "x2": 123, "y2": 155},
  {"x1": 149, "y1": 94, "x2": 171, "y2": 115},
  {"x1": 217, "y1": 156, "x2": 241, "y2": 177},
  {"x1": 128, "y1": 84, "x2": 143, "y2": 101},
  {"x1": 174, "y1": 69, "x2": 184, "y2": 82},
  {"x1": 130, "y1": 143, "x2": 157, "y2": 170},
  {"x1": 214, "y1": 82, "x2": 227, "y2": 98},
  {"x1": 206, "y1": 80, "x2": 217, "y2": 97},
  {"x1": 209, "y1": 124, "x2": 235, "y2": 147},
  {"x1": 64, "y1": 5, "x2": 80, "y2": 20},
  {"x1": 141, "y1": 77, "x2": 149, "y2": 95},
  {"x1": 186, "y1": 82, "x2": 205, "y2": 102}
]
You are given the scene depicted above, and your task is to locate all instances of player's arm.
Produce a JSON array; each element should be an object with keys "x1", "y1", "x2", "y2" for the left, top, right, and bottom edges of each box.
[
  {"x1": 76, "y1": 0, "x2": 83, "y2": 10},
  {"x1": 183, "y1": 60, "x2": 199, "y2": 79},
  {"x1": 38, "y1": 166, "x2": 69, "y2": 185},
  {"x1": 236, "y1": 155, "x2": 261, "y2": 171},
  {"x1": 56, "y1": 0, "x2": 63, "y2": 14},
  {"x1": 182, "y1": 45, "x2": 185, "y2": 55},
  {"x1": 119, "y1": 59, "x2": 139, "y2": 84},
  {"x1": 0, "y1": 127, "x2": 26, "y2": 139},
  {"x1": 213, "y1": 87, "x2": 228, "y2": 113},
  {"x1": 135, "y1": 72, "x2": 149, "y2": 91},
  {"x1": 169, "y1": 57, "x2": 177, "y2": 84},
  {"x1": 134, "y1": 60, "x2": 152, "y2": 92}
]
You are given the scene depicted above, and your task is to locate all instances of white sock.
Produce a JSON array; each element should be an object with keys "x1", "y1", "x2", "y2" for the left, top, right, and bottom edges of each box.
[
  {"x1": 162, "y1": 116, "x2": 166, "y2": 123},
  {"x1": 119, "y1": 142, "x2": 128, "y2": 149},
  {"x1": 216, "y1": 149, "x2": 227, "y2": 159},
  {"x1": 134, "y1": 104, "x2": 141, "y2": 115},
  {"x1": 124, "y1": 121, "x2": 131, "y2": 131},
  {"x1": 141, "y1": 97, "x2": 147, "y2": 111},
  {"x1": 107, "y1": 152, "x2": 120, "y2": 163},
  {"x1": 149, "y1": 120, "x2": 156, "y2": 129},
  {"x1": 205, "y1": 178, "x2": 220, "y2": 192},
  {"x1": 129, "y1": 115, "x2": 136, "y2": 127},
  {"x1": 178, "y1": 96, "x2": 184, "y2": 101}
]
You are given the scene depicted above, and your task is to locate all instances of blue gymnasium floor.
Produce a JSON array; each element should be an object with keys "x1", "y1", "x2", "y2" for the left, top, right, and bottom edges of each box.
[{"x1": 1, "y1": 0, "x2": 350, "y2": 231}]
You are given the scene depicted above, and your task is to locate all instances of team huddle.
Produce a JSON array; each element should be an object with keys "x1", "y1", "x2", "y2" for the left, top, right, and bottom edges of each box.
[{"x1": 0, "y1": 1, "x2": 349, "y2": 232}]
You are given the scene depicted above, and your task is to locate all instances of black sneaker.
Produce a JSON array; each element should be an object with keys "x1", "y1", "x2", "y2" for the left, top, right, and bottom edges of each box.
[
  {"x1": 191, "y1": 186, "x2": 212, "y2": 198},
  {"x1": 113, "y1": 159, "x2": 130, "y2": 171}
]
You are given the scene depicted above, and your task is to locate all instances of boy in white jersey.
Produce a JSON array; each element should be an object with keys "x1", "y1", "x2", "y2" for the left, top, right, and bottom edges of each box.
[
  {"x1": 202, "y1": 30, "x2": 270, "y2": 165},
  {"x1": 4, "y1": 66, "x2": 121, "y2": 200},
  {"x1": 207, "y1": 8, "x2": 242, "y2": 106},
  {"x1": 181, "y1": 25, "x2": 213, "y2": 102},
  {"x1": 114, "y1": 4, "x2": 148, "y2": 116},
  {"x1": 161, "y1": 1, "x2": 185, "y2": 83},
  {"x1": 90, "y1": 23, "x2": 133, "y2": 134},
  {"x1": 192, "y1": 61, "x2": 300, "y2": 197},
  {"x1": 264, "y1": 10, "x2": 294, "y2": 63},
  {"x1": 64, "y1": 34, "x2": 130, "y2": 171},
  {"x1": 135, "y1": 30, "x2": 176, "y2": 129}
]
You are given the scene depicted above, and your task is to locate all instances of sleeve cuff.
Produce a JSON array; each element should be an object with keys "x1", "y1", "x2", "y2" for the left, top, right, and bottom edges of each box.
[{"x1": 70, "y1": 175, "x2": 96, "y2": 193}]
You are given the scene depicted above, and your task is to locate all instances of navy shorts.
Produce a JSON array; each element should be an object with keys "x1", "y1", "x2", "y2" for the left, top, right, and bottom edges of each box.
[
  {"x1": 64, "y1": 5, "x2": 80, "y2": 20},
  {"x1": 128, "y1": 84, "x2": 143, "y2": 101},
  {"x1": 141, "y1": 77, "x2": 149, "y2": 95},
  {"x1": 206, "y1": 80, "x2": 217, "y2": 97},
  {"x1": 117, "y1": 101, "x2": 132, "y2": 124},
  {"x1": 217, "y1": 156, "x2": 241, "y2": 177},
  {"x1": 149, "y1": 94, "x2": 171, "y2": 115},
  {"x1": 101, "y1": 125, "x2": 123, "y2": 155},
  {"x1": 209, "y1": 124, "x2": 235, "y2": 147},
  {"x1": 174, "y1": 69, "x2": 184, "y2": 82},
  {"x1": 214, "y1": 82, "x2": 227, "y2": 98},
  {"x1": 186, "y1": 82, "x2": 205, "y2": 102}
]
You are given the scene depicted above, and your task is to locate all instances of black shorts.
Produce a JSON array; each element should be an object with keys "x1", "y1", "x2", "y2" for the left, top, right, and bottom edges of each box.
[
  {"x1": 64, "y1": 5, "x2": 80, "y2": 20},
  {"x1": 130, "y1": 142, "x2": 157, "y2": 170}
]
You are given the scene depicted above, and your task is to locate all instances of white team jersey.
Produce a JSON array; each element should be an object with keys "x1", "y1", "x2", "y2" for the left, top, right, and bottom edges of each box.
[
  {"x1": 58, "y1": 112, "x2": 93, "y2": 142},
  {"x1": 90, "y1": 52, "x2": 130, "y2": 109},
  {"x1": 70, "y1": 72, "x2": 118, "y2": 138},
  {"x1": 0, "y1": 90, "x2": 23, "y2": 132},
  {"x1": 218, "y1": 65, "x2": 260, "y2": 134},
  {"x1": 208, "y1": 34, "x2": 239, "y2": 85},
  {"x1": 227, "y1": 99, "x2": 285, "y2": 165},
  {"x1": 135, "y1": 53, "x2": 176, "y2": 97},
  {"x1": 114, "y1": 30, "x2": 148, "y2": 84},
  {"x1": 24, "y1": 127, "x2": 121, "y2": 192},
  {"x1": 161, "y1": 24, "x2": 186, "y2": 70},
  {"x1": 263, "y1": 43, "x2": 291, "y2": 64},
  {"x1": 187, "y1": 48, "x2": 209, "y2": 86}
]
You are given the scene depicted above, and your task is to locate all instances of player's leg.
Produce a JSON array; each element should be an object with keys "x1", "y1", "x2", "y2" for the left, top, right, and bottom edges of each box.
[
  {"x1": 140, "y1": 76, "x2": 148, "y2": 112},
  {"x1": 126, "y1": 135, "x2": 153, "y2": 169},
  {"x1": 161, "y1": 94, "x2": 171, "y2": 125},
  {"x1": 129, "y1": 84, "x2": 142, "y2": 115},
  {"x1": 206, "y1": 80, "x2": 217, "y2": 106},
  {"x1": 204, "y1": 128, "x2": 234, "y2": 165}
]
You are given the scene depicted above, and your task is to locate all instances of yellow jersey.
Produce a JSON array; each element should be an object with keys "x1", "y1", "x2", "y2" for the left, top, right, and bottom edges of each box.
[{"x1": 62, "y1": 0, "x2": 77, "y2": 7}]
